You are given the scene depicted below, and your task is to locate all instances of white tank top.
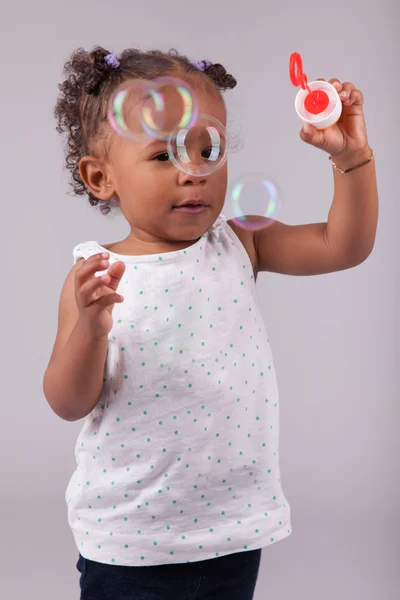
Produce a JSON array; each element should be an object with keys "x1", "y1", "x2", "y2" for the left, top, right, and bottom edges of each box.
[{"x1": 66, "y1": 212, "x2": 292, "y2": 566}]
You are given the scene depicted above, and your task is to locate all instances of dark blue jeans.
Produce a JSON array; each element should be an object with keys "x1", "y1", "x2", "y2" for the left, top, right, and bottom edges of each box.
[{"x1": 77, "y1": 548, "x2": 262, "y2": 599}]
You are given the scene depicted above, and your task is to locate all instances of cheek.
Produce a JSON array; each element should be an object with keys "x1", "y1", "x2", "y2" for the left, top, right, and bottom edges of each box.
[{"x1": 212, "y1": 166, "x2": 228, "y2": 192}]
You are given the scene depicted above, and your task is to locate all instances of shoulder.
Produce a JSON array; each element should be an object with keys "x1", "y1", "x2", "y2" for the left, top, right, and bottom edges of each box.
[{"x1": 226, "y1": 217, "x2": 258, "y2": 279}]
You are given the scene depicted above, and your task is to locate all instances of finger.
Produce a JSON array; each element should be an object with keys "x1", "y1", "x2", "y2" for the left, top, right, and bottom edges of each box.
[
  {"x1": 317, "y1": 77, "x2": 343, "y2": 94},
  {"x1": 300, "y1": 122, "x2": 324, "y2": 146},
  {"x1": 76, "y1": 254, "x2": 125, "y2": 289},
  {"x1": 81, "y1": 292, "x2": 124, "y2": 315},
  {"x1": 93, "y1": 291, "x2": 124, "y2": 310},
  {"x1": 78, "y1": 259, "x2": 125, "y2": 300},
  {"x1": 105, "y1": 260, "x2": 126, "y2": 279},
  {"x1": 338, "y1": 82, "x2": 359, "y2": 105},
  {"x1": 99, "y1": 260, "x2": 126, "y2": 290},
  {"x1": 78, "y1": 273, "x2": 115, "y2": 307},
  {"x1": 77, "y1": 277, "x2": 120, "y2": 309},
  {"x1": 75, "y1": 253, "x2": 110, "y2": 285},
  {"x1": 341, "y1": 81, "x2": 356, "y2": 92},
  {"x1": 339, "y1": 81, "x2": 355, "y2": 99},
  {"x1": 75, "y1": 256, "x2": 124, "y2": 311},
  {"x1": 80, "y1": 279, "x2": 124, "y2": 309},
  {"x1": 342, "y1": 88, "x2": 363, "y2": 106}
]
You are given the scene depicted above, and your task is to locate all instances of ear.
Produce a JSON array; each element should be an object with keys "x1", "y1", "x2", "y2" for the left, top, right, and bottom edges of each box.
[{"x1": 79, "y1": 155, "x2": 116, "y2": 200}]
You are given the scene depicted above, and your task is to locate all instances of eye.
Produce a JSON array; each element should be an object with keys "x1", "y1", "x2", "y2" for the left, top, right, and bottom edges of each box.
[
  {"x1": 153, "y1": 152, "x2": 170, "y2": 162},
  {"x1": 202, "y1": 147, "x2": 222, "y2": 159},
  {"x1": 152, "y1": 148, "x2": 222, "y2": 162}
]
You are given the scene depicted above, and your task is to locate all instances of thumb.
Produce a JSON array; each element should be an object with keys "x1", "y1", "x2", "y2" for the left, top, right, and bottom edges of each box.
[
  {"x1": 300, "y1": 122, "x2": 321, "y2": 145},
  {"x1": 107, "y1": 260, "x2": 126, "y2": 288}
]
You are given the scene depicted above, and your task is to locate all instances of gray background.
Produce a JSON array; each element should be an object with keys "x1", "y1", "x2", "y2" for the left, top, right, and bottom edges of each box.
[{"x1": 2, "y1": 0, "x2": 398, "y2": 598}]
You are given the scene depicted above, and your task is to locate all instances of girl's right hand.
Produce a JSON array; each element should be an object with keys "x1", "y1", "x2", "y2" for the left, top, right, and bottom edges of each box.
[{"x1": 75, "y1": 252, "x2": 126, "y2": 339}]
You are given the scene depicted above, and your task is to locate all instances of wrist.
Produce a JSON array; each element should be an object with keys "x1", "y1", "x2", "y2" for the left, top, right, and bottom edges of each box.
[
  {"x1": 330, "y1": 145, "x2": 372, "y2": 171},
  {"x1": 76, "y1": 318, "x2": 109, "y2": 342}
]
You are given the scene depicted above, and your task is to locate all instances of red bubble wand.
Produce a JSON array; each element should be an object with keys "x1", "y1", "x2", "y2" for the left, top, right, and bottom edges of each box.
[{"x1": 289, "y1": 52, "x2": 329, "y2": 115}]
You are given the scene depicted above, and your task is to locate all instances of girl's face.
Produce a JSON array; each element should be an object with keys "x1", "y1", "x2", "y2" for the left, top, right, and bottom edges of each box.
[{"x1": 103, "y1": 85, "x2": 228, "y2": 250}]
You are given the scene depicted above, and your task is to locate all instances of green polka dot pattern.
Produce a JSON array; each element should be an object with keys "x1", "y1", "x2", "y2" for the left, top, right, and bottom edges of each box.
[{"x1": 66, "y1": 213, "x2": 292, "y2": 567}]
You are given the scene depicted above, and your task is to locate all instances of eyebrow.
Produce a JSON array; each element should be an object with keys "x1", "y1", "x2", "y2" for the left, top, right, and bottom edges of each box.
[{"x1": 144, "y1": 138, "x2": 167, "y2": 149}]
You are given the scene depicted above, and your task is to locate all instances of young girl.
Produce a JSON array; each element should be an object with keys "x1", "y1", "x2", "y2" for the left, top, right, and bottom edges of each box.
[{"x1": 44, "y1": 45, "x2": 377, "y2": 599}]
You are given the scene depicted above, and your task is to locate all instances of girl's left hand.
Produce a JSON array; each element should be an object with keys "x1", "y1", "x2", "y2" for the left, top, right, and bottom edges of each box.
[{"x1": 299, "y1": 78, "x2": 370, "y2": 162}]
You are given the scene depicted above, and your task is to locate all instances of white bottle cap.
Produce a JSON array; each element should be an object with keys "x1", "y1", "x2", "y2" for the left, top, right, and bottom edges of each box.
[{"x1": 295, "y1": 80, "x2": 342, "y2": 130}]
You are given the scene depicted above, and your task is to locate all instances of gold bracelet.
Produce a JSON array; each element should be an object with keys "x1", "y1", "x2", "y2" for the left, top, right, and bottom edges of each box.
[{"x1": 329, "y1": 148, "x2": 374, "y2": 174}]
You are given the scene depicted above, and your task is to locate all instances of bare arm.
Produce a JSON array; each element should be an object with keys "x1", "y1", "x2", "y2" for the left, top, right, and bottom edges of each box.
[
  {"x1": 43, "y1": 255, "x2": 114, "y2": 422},
  {"x1": 43, "y1": 251, "x2": 125, "y2": 420},
  {"x1": 325, "y1": 145, "x2": 378, "y2": 259},
  {"x1": 252, "y1": 146, "x2": 377, "y2": 276},
  {"x1": 43, "y1": 322, "x2": 108, "y2": 422}
]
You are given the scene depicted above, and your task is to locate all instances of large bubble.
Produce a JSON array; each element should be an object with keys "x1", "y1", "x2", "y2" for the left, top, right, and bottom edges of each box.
[
  {"x1": 107, "y1": 77, "x2": 198, "y2": 142},
  {"x1": 141, "y1": 77, "x2": 198, "y2": 139},
  {"x1": 167, "y1": 114, "x2": 228, "y2": 177},
  {"x1": 228, "y1": 174, "x2": 284, "y2": 231},
  {"x1": 108, "y1": 79, "x2": 148, "y2": 142}
]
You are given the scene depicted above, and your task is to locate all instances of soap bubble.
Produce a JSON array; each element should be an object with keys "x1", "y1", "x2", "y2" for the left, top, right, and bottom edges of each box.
[
  {"x1": 167, "y1": 114, "x2": 227, "y2": 176},
  {"x1": 228, "y1": 173, "x2": 284, "y2": 231},
  {"x1": 107, "y1": 77, "x2": 198, "y2": 142},
  {"x1": 141, "y1": 77, "x2": 198, "y2": 140},
  {"x1": 108, "y1": 79, "x2": 149, "y2": 142}
]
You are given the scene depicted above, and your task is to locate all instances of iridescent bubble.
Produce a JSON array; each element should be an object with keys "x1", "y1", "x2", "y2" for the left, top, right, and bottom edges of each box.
[
  {"x1": 107, "y1": 77, "x2": 197, "y2": 143},
  {"x1": 228, "y1": 173, "x2": 284, "y2": 231},
  {"x1": 141, "y1": 77, "x2": 198, "y2": 140},
  {"x1": 108, "y1": 79, "x2": 150, "y2": 142},
  {"x1": 167, "y1": 114, "x2": 227, "y2": 176}
]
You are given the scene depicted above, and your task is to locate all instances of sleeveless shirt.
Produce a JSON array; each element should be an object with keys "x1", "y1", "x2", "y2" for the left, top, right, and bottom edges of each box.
[{"x1": 65, "y1": 212, "x2": 292, "y2": 566}]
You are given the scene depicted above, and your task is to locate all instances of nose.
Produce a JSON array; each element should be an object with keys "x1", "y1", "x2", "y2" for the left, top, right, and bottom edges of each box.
[{"x1": 178, "y1": 169, "x2": 207, "y2": 185}]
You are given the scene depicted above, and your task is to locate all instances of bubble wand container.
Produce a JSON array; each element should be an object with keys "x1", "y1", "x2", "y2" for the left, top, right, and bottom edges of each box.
[{"x1": 290, "y1": 52, "x2": 342, "y2": 130}]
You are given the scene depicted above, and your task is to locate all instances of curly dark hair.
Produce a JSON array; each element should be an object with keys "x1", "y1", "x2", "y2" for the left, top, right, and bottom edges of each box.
[{"x1": 54, "y1": 46, "x2": 237, "y2": 216}]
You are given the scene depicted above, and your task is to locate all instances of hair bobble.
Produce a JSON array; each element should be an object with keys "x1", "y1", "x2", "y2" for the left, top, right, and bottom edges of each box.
[
  {"x1": 104, "y1": 52, "x2": 120, "y2": 69},
  {"x1": 193, "y1": 59, "x2": 211, "y2": 71}
]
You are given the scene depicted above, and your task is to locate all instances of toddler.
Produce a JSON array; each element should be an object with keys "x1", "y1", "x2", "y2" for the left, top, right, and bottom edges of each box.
[{"x1": 44, "y1": 44, "x2": 377, "y2": 600}]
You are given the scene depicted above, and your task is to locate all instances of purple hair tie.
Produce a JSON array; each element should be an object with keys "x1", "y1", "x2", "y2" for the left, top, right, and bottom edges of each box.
[
  {"x1": 104, "y1": 52, "x2": 120, "y2": 69},
  {"x1": 193, "y1": 59, "x2": 211, "y2": 71}
]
